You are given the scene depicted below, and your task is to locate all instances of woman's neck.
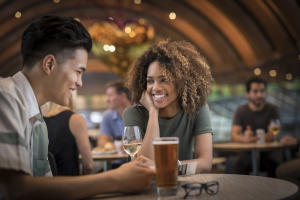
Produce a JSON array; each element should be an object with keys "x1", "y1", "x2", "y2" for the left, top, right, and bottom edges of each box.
[{"x1": 159, "y1": 103, "x2": 180, "y2": 118}]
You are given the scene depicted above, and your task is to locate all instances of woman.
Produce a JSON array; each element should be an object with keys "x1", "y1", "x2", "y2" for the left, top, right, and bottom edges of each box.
[
  {"x1": 42, "y1": 102, "x2": 93, "y2": 175},
  {"x1": 123, "y1": 40, "x2": 213, "y2": 173}
]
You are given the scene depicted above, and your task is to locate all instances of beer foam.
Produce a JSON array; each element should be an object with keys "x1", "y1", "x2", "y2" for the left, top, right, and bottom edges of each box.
[{"x1": 153, "y1": 140, "x2": 179, "y2": 145}]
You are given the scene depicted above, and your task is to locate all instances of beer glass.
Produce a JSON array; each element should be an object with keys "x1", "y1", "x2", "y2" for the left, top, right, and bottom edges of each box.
[{"x1": 153, "y1": 137, "x2": 179, "y2": 196}]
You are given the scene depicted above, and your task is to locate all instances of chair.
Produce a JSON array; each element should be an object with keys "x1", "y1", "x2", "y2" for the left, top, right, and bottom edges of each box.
[{"x1": 48, "y1": 151, "x2": 58, "y2": 176}]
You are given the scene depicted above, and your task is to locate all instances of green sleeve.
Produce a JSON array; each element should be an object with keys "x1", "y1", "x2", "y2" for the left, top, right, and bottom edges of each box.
[
  {"x1": 122, "y1": 106, "x2": 148, "y2": 137},
  {"x1": 193, "y1": 104, "x2": 213, "y2": 135}
]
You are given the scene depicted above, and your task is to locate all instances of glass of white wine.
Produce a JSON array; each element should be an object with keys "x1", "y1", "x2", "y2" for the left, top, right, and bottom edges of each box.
[
  {"x1": 122, "y1": 126, "x2": 142, "y2": 160},
  {"x1": 269, "y1": 119, "x2": 280, "y2": 142}
]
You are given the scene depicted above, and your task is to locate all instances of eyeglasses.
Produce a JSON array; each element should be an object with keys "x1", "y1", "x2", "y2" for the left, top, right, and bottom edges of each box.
[{"x1": 181, "y1": 181, "x2": 219, "y2": 199}]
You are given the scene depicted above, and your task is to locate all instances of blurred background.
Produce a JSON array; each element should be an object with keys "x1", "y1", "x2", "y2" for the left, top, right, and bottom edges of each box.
[{"x1": 0, "y1": 0, "x2": 299, "y2": 142}]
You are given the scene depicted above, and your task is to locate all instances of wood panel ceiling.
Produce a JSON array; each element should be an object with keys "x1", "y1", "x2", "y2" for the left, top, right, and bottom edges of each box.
[{"x1": 0, "y1": 0, "x2": 299, "y2": 83}]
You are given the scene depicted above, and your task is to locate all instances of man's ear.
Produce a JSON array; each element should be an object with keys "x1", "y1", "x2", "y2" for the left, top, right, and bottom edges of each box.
[
  {"x1": 42, "y1": 55, "x2": 56, "y2": 75},
  {"x1": 121, "y1": 93, "x2": 130, "y2": 103},
  {"x1": 120, "y1": 93, "x2": 127, "y2": 100}
]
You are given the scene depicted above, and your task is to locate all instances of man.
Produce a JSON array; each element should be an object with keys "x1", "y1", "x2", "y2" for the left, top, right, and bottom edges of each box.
[
  {"x1": 230, "y1": 77, "x2": 279, "y2": 176},
  {"x1": 97, "y1": 81, "x2": 132, "y2": 149},
  {"x1": 0, "y1": 16, "x2": 154, "y2": 200}
]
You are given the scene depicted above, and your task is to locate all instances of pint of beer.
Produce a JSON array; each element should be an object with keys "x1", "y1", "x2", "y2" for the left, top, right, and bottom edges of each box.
[{"x1": 153, "y1": 137, "x2": 179, "y2": 196}]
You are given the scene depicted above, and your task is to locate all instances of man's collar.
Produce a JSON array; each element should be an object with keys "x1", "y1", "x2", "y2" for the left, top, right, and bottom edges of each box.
[
  {"x1": 12, "y1": 71, "x2": 40, "y2": 120},
  {"x1": 248, "y1": 102, "x2": 265, "y2": 112},
  {"x1": 112, "y1": 110, "x2": 120, "y2": 120}
]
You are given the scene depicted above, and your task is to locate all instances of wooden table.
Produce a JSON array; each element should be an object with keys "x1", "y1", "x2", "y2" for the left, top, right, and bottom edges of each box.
[
  {"x1": 213, "y1": 142, "x2": 297, "y2": 175},
  {"x1": 90, "y1": 174, "x2": 298, "y2": 200}
]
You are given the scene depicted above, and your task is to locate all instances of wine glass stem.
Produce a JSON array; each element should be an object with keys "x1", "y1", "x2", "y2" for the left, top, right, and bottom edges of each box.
[
  {"x1": 130, "y1": 155, "x2": 135, "y2": 161},
  {"x1": 274, "y1": 134, "x2": 277, "y2": 143}
]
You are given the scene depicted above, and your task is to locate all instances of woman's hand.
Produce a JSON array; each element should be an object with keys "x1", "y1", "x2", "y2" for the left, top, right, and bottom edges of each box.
[{"x1": 140, "y1": 91, "x2": 157, "y2": 112}]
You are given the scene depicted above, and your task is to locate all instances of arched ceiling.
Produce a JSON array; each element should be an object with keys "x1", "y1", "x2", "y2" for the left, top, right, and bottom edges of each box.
[{"x1": 0, "y1": 0, "x2": 299, "y2": 83}]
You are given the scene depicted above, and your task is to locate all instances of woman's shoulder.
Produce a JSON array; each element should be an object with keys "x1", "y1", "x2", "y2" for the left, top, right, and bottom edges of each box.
[
  {"x1": 190, "y1": 103, "x2": 211, "y2": 120},
  {"x1": 125, "y1": 105, "x2": 147, "y2": 113},
  {"x1": 195, "y1": 103, "x2": 210, "y2": 114},
  {"x1": 123, "y1": 105, "x2": 148, "y2": 118}
]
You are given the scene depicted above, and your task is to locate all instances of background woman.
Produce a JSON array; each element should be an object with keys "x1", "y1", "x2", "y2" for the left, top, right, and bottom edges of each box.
[{"x1": 42, "y1": 102, "x2": 93, "y2": 175}]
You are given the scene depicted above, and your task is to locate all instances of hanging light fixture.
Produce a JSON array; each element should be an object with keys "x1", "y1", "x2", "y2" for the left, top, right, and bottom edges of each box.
[{"x1": 88, "y1": 1, "x2": 155, "y2": 77}]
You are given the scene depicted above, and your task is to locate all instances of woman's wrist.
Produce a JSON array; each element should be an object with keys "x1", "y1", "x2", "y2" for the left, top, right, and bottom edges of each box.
[{"x1": 148, "y1": 107, "x2": 158, "y2": 116}]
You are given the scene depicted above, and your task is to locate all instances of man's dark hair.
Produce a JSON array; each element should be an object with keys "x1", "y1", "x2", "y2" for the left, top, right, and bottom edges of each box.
[
  {"x1": 246, "y1": 77, "x2": 267, "y2": 92},
  {"x1": 21, "y1": 16, "x2": 92, "y2": 67},
  {"x1": 107, "y1": 80, "x2": 131, "y2": 101}
]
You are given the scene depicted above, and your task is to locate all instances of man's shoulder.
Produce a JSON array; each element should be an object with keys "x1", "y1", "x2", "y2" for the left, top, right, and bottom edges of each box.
[
  {"x1": 235, "y1": 104, "x2": 249, "y2": 113},
  {"x1": 102, "y1": 109, "x2": 115, "y2": 119},
  {"x1": 0, "y1": 76, "x2": 15, "y2": 94},
  {"x1": 0, "y1": 76, "x2": 25, "y2": 106},
  {"x1": 265, "y1": 102, "x2": 277, "y2": 108},
  {"x1": 264, "y1": 102, "x2": 278, "y2": 111}
]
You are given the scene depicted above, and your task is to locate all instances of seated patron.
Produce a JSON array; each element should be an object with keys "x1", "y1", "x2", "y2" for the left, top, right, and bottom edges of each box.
[
  {"x1": 42, "y1": 102, "x2": 93, "y2": 175},
  {"x1": 123, "y1": 40, "x2": 214, "y2": 174},
  {"x1": 229, "y1": 77, "x2": 280, "y2": 177},
  {"x1": 97, "y1": 81, "x2": 132, "y2": 152}
]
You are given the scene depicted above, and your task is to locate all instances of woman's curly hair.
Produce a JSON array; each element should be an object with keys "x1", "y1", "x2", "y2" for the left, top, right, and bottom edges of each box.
[{"x1": 126, "y1": 40, "x2": 213, "y2": 117}]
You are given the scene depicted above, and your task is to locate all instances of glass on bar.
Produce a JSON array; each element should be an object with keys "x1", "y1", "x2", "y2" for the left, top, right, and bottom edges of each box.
[{"x1": 153, "y1": 137, "x2": 179, "y2": 196}]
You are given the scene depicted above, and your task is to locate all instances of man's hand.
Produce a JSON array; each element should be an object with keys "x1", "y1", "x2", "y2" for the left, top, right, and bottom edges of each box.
[
  {"x1": 242, "y1": 126, "x2": 258, "y2": 143},
  {"x1": 113, "y1": 156, "x2": 155, "y2": 193},
  {"x1": 265, "y1": 131, "x2": 275, "y2": 142},
  {"x1": 280, "y1": 136, "x2": 297, "y2": 145}
]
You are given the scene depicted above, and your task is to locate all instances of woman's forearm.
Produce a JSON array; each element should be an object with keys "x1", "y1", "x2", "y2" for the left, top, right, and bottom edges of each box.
[
  {"x1": 138, "y1": 108, "x2": 159, "y2": 159},
  {"x1": 181, "y1": 157, "x2": 212, "y2": 174}
]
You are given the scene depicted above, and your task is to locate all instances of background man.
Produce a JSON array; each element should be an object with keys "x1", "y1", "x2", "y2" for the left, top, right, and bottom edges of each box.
[
  {"x1": 0, "y1": 16, "x2": 154, "y2": 200},
  {"x1": 97, "y1": 81, "x2": 132, "y2": 150},
  {"x1": 229, "y1": 77, "x2": 280, "y2": 176}
]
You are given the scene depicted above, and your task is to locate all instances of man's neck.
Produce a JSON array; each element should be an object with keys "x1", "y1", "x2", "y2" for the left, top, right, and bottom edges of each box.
[
  {"x1": 22, "y1": 68, "x2": 47, "y2": 107},
  {"x1": 248, "y1": 102, "x2": 265, "y2": 112}
]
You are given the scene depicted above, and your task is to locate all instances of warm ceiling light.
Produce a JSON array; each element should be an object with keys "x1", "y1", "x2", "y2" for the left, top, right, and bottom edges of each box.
[
  {"x1": 129, "y1": 31, "x2": 136, "y2": 38},
  {"x1": 15, "y1": 11, "x2": 22, "y2": 18},
  {"x1": 109, "y1": 45, "x2": 116, "y2": 52},
  {"x1": 286, "y1": 73, "x2": 293, "y2": 81},
  {"x1": 53, "y1": 0, "x2": 60, "y2": 3},
  {"x1": 134, "y1": 0, "x2": 141, "y2": 4},
  {"x1": 269, "y1": 69, "x2": 277, "y2": 77},
  {"x1": 103, "y1": 44, "x2": 116, "y2": 52},
  {"x1": 253, "y1": 68, "x2": 261, "y2": 76},
  {"x1": 103, "y1": 44, "x2": 110, "y2": 51},
  {"x1": 169, "y1": 12, "x2": 176, "y2": 20},
  {"x1": 124, "y1": 26, "x2": 132, "y2": 34},
  {"x1": 138, "y1": 18, "x2": 145, "y2": 25}
]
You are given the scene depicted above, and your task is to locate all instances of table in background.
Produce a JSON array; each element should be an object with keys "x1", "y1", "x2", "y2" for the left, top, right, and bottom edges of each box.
[
  {"x1": 213, "y1": 142, "x2": 297, "y2": 175},
  {"x1": 80, "y1": 153, "x2": 129, "y2": 171},
  {"x1": 90, "y1": 174, "x2": 298, "y2": 200}
]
